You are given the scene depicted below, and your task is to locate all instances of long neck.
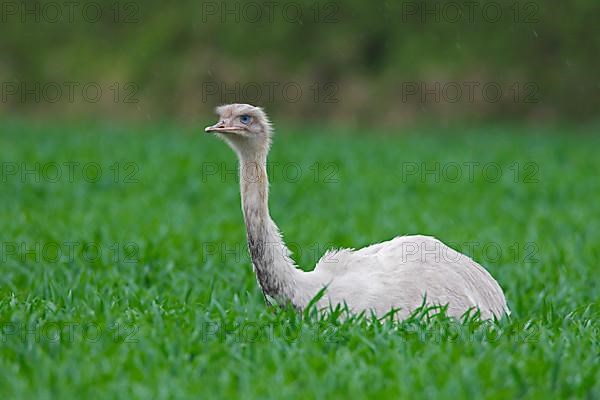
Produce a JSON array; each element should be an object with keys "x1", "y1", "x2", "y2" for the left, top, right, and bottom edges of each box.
[{"x1": 238, "y1": 150, "x2": 301, "y2": 305}]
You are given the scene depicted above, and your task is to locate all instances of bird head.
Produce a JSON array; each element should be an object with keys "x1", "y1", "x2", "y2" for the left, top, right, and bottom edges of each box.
[{"x1": 205, "y1": 103, "x2": 273, "y2": 157}]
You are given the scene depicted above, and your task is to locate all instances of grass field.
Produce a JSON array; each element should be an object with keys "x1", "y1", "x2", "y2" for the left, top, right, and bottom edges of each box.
[{"x1": 1, "y1": 121, "x2": 599, "y2": 399}]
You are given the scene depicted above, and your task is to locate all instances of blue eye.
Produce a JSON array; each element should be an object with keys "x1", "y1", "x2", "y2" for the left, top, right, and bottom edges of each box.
[{"x1": 240, "y1": 115, "x2": 251, "y2": 125}]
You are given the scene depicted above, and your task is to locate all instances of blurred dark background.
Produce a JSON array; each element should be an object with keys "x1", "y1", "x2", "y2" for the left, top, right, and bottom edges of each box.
[{"x1": 1, "y1": 0, "x2": 599, "y2": 127}]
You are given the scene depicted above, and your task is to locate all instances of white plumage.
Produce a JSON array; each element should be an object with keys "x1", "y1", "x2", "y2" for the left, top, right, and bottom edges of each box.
[{"x1": 205, "y1": 104, "x2": 509, "y2": 320}]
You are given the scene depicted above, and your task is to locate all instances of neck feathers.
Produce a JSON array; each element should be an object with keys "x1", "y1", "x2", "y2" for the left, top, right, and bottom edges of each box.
[{"x1": 239, "y1": 154, "x2": 300, "y2": 304}]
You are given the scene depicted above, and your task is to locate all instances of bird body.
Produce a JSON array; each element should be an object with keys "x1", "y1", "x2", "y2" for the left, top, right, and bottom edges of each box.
[
  {"x1": 299, "y1": 235, "x2": 508, "y2": 319},
  {"x1": 206, "y1": 104, "x2": 509, "y2": 320}
]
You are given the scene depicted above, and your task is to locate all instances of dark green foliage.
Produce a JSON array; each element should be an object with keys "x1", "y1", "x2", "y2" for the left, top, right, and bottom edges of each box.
[{"x1": 1, "y1": 0, "x2": 599, "y2": 122}]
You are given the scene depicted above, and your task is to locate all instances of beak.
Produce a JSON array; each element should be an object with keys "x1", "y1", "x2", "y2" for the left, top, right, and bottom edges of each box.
[{"x1": 204, "y1": 121, "x2": 243, "y2": 133}]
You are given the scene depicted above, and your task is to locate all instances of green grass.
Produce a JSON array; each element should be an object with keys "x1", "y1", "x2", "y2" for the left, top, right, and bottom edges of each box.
[{"x1": 1, "y1": 121, "x2": 599, "y2": 399}]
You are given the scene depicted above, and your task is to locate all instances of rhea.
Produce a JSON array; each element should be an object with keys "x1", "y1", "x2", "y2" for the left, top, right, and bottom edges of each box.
[{"x1": 205, "y1": 104, "x2": 509, "y2": 320}]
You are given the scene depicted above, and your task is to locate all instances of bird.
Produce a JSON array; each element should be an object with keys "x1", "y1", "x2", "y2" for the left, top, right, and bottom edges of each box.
[{"x1": 205, "y1": 103, "x2": 509, "y2": 320}]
